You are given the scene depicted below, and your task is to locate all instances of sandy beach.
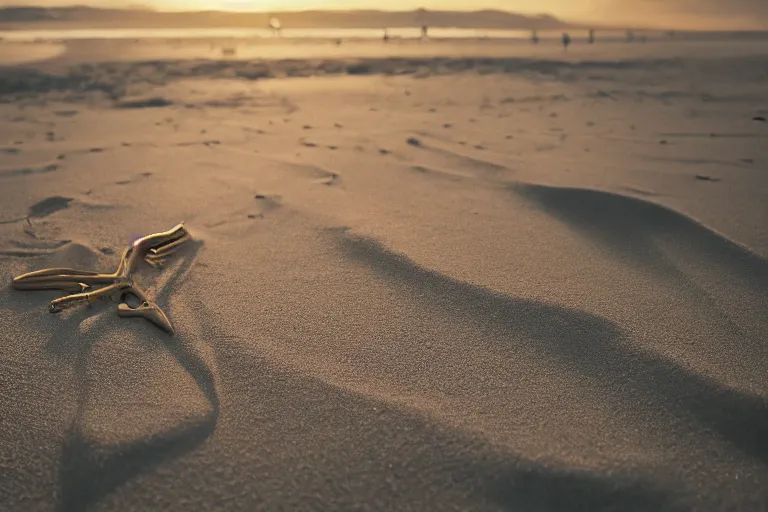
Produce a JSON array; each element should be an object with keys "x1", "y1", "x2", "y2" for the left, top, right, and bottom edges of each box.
[{"x1": 1, "y1": 36, "x2": 767, "y2": 511}]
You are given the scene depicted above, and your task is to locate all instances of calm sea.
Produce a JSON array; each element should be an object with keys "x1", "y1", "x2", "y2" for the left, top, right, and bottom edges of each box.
[
  {"x1": 1, "y1": 27, "x2": 765, "y2": 44},
  {"x1": 0, "y1": 27, "x2": 649, "y2": 43}
]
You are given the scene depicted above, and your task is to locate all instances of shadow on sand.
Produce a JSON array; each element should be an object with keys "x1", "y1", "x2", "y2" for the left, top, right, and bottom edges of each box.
[
  {"x1": 42, "y1": 240, "x2": 219, "y2": 512},
  {"x1": 334, "y1": 228, "x2": 768, "y2": 470}
]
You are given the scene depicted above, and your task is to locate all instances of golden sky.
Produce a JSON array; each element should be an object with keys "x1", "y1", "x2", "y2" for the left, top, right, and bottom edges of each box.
[
  {"x1": 2, "y1": 0, "x2": 767, "y2": 29},
  {"x1": 5, "y1": 0, "x2": 597, "y2": 17},
  {"x1": 161, "y1": 0, "x2": 588, "y2": 14}
]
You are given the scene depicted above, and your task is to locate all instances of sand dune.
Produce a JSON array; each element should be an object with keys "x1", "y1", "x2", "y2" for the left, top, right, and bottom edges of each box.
[
  {"x1": 514, "y1": 183, "x2": 766, "y2": 278},
  {"x1": 0, "y1": 35, "x2": 767, "y2": 511}
]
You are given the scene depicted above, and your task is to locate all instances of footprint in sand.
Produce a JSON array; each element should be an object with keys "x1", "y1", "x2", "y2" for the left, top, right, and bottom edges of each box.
[
  {"x1": 406, "y1": 137, "x2": 422, "y2": 147},
  {"x1": 695, "y1": 175, "x2": 722, "y2": 182},
  {"x1": 115, "y1": 97, "x2": 174, "y2": 109},
  {"x1": 176, "y1": 140, "x2": 221, "y2": 148},
  {"x1": 243, "y1": 127, "x2": 265, "y2": 135},
  {"x1": 0, "y1": 162, "x2": 59, "y2": 179},
  {"x1": 248, "y1": 194, "x2": 283, "y2": 219},
  {"x1": 115, "y1": 172, "x2": 153, "y2": 186},
  {"x1": 28, "y1": 196, "x2": 73, "y2": 219}
]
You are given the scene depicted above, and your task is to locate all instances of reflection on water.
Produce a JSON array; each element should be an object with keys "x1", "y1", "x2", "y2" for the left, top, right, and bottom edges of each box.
[{"x1": 0, "y1": 27, "x2": 660, "y2": 43}]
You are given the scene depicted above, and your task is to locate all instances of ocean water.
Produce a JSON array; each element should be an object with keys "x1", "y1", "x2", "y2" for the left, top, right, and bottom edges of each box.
[{"x1": 0, "y1": 27, "x2": 664, "y2": 43}]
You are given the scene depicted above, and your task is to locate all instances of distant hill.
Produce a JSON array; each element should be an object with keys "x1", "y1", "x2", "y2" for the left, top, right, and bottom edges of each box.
[{"x1": 0, "y1": 6, "x2": 573, "y2": 30}]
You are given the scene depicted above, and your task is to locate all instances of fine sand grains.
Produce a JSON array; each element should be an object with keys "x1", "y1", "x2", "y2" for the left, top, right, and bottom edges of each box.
[{"x1": 0, "y1": 37, "x2": 767, "y2": 512}]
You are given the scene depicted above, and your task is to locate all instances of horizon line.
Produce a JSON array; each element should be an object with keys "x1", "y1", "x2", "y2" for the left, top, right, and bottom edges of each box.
[{"x1": 1, "y1": 4, "x2": 764, "y2": 31}]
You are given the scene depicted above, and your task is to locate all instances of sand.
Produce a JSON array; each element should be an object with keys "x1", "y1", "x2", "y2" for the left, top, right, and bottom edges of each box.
[{"x1": 0, "y1": 36, "x2": 767, "y2": 511}]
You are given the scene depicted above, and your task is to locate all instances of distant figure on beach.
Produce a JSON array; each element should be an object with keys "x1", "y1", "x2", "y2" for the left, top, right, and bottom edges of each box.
[
  {"x1": 588, "y1": 29, "x2": 595, "y2": 44},
  {"x1": 531, "y1": 30, "x2": 539, "y2": 44},
  {"x1": 421, "y1": 25, "x2": 429, "y2": 39},
  {"x1": 562, "y1": 32, "x2": 571, "y2": 51},
  {"x1": 383, "y1": 28, "x2": 390, "y2": 42},
  {"x1": 269, "y1": 17, "x2": 282, "y2": 37},
  {"x1": 626, "y1": 29, "x2": 635, "y2": 42}
]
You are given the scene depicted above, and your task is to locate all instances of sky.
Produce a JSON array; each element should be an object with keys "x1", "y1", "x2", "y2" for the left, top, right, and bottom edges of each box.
[{"x1": 2, "y1": 0, "x2": 767, "y2": 29}]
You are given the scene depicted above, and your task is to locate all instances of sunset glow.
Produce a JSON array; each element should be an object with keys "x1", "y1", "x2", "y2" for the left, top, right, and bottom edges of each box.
[
  {"x1": 116, "y1": 0, "x2": 598, "y2": 19},
  {"x1": 2, "y1": 0, "x2": 766, "y2": 30}
]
